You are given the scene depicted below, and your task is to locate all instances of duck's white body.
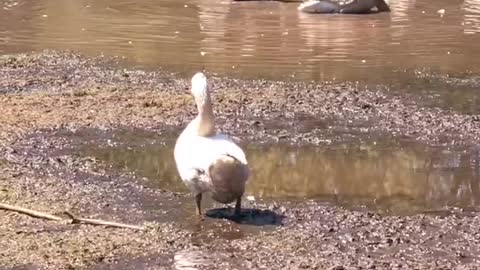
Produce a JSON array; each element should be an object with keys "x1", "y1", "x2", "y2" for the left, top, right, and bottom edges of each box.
[
  {"x1": 173, "y1": 72, "x2": 249, "y2": 215},
  {"x1": 174, "y1": 132, "x2": 249, "y2": 203}
]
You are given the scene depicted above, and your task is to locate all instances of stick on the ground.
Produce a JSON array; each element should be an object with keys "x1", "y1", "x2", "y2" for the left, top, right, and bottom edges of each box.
[
  {"x1": 0, "y1": 202, "x2": 63, "y2": 221},
  {"x1": 0, "y1": 203, "x2": 145, "y2": 231},
  {"x1": 62, "y1": 211, "x2": 145, "y2": 230}
]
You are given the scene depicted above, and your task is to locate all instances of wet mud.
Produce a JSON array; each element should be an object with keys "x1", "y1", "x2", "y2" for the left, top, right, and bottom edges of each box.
[{"x1": 1, "y1": 51, "x2": 480, "y2": 269}]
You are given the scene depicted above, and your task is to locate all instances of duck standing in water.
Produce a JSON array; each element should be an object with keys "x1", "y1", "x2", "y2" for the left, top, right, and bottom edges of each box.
[{"x1": 174, "y1": 72, "x2": 250, "y2": 216}]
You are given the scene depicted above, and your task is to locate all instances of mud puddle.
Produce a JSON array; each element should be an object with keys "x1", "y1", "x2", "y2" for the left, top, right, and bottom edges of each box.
[
  {"x1": 9, "y1": 128, "x2": 285, "y2": 247},
  {"x1": 92, "y1": 250, "x2": 228, "y2": 270},
  {"x1": 49, "y1": 128, "x2": 480, "y2": 216}
]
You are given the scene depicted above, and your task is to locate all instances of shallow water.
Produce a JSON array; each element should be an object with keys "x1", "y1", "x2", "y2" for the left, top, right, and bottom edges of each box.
[
  {"x1": 68, "y1": 129, "x2": 480, "y2": 215},
  {"x1": 1, "y1": 0, "x2": 479, "y2": 83}
]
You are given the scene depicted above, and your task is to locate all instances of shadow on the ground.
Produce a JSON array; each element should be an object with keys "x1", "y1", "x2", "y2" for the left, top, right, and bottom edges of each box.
[{"x1": 206, "y1": 207, "x2": 285, "y2": 226}]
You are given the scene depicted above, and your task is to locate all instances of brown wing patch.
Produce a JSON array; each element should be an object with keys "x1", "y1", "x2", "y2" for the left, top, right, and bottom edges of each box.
[{"x1": 208, "y1": 156, "x2": 248, "y2": 204}]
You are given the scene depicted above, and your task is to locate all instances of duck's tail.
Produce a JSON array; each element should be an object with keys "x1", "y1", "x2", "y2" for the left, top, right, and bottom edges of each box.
[{"x1": 209, "y1": 155, "x2": 250, "y2": 204}]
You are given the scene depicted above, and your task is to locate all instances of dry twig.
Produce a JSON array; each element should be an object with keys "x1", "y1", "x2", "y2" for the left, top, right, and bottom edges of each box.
[
  {"x1": 0, "y1": 202, "x2": 145, "y2": 231},
  {"x1": 62, "y1": 211, "x2": 145, "y2": 230}
]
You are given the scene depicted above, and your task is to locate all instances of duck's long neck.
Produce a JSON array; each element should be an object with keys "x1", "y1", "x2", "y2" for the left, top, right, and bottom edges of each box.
[{"x1": 192, "y1": 93, "x2": 215, "y2": 137}]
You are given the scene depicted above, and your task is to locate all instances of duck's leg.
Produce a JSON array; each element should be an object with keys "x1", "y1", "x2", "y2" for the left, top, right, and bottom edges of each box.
[
  {"x1": 195, "y1": 193, "x2": 202, "y2": 215},
  {"x1": 234, "y1": 196, "x2": 242, "y2": 216}
]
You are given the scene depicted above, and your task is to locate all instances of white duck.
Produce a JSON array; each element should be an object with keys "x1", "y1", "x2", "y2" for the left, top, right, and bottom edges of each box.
[{"x1": 174, "y1": 72, "x2": 250, "y2": 216}]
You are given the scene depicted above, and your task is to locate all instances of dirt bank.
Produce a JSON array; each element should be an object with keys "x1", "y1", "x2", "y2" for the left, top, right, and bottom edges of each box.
[{"x1": 0, "y1": 51, "x2": 479, "y2": 269}]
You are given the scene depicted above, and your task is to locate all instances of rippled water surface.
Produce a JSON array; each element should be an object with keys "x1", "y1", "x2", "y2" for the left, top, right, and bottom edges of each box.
[{"x1": 1, "y1": 0, "x2": 480, "y2": 83}]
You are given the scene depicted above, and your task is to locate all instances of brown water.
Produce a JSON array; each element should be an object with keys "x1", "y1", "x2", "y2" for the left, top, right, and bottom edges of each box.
[
  {"x1": 1, "y1": 0, "x2": 480, "y2": 83},
  {"x1": 72, "y1": 130, "x2": 480, "y2": 215}
]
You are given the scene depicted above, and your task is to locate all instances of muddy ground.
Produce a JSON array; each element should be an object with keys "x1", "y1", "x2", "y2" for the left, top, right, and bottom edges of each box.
[{"x1": 1, "y1": 51, "x2": 480, "y2": 269}]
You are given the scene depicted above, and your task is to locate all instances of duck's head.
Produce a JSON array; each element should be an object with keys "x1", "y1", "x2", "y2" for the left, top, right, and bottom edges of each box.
[{"x1": 191, "y1": 72, "x2": 209, "y2": 104}]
